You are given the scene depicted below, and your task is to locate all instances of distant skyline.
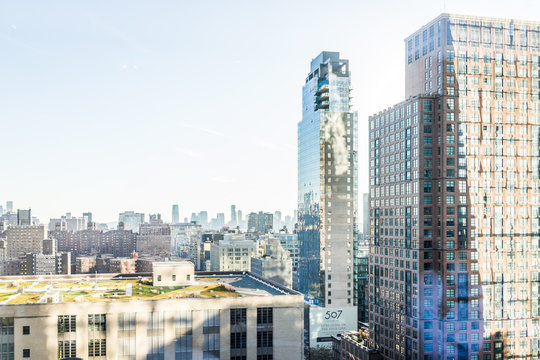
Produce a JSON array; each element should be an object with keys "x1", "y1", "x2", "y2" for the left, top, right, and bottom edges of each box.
[
  {"x1": 1, "y1": 0, "x2": 539, "y2": 223},
  {"x1": 0, "y1": 200, "x2": 294, "y2": 225}
]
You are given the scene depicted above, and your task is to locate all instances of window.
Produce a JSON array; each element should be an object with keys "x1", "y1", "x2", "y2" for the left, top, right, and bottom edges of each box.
[
  {"x1": 88, "y1": 339, "x2": 106, "y2": 357},
  {"x1": 147, "y1": 312, "x2": 164, "y2": 359},
  {"x1": 58, "y1": 340, "x2": 76, "y2": 359},
  {"x1": 23, "y1": 349, "x2": 30, "y2": 358},
  {"x1": 88, "y1": 314, "x2": 106, "y2": 332},
  {"x1": 203, "y1": 310, "x2": 220, "y2": 359},
  {"x1": 118, "y1": 313, "x2": 136, "y2": 359},
  {"x1": 172, "y1": 274, "x2": 176, "y2": 281},
  {"x1": 58, "y1": 315, "x2": 76, "y2": 334},
  {"x1": 257, "y1": 308, "x2": 273, "y2": 325},
  {"x1": 231, "y1": 332, "x2": 247, "y2": 349},
  {"x1": 230, "y1": 308, "x2": 247, "y2": 357},
  {"x1": 257, "y1": 331, "x2": 273, "y2": 348},
  {"x1": 175, "y1": 310, "x2": 192, "y2": 359},
  {"x1": 231, "y1": 309, "x2": 246, "y2": 326},
  {"x1": 22, "y1": 326, "x2": 30, "y2": 335}
]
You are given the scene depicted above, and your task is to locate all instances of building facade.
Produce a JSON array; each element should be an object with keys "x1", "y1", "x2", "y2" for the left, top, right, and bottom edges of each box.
[
  {"x1": 170, "y1": 223, "x2": 202, "y2": 269},
  {"x1": 369, "y1": 14, "x2": 540, "y2": 360},
  {"x1": 298, "y1": 51, "x2": 358, "y2": 308},
  {"x1": 5, "y1": 225, "x2": 45, "y2": 259},
  {"x1": 118, "y1": 211, "x2": 145, "y2": 232},
  {"x1": 251, "y1": 240, "x2": 293, "y2": 288},
  {"x1": 247, "y1": 212, "x2": 273, "y2": 234},
  {"x1": 24, "y1": 252, "x2": 71, "y2": 275},
  {"x1": 210, "y1": 239, "x2": 256, "y2": 272}
]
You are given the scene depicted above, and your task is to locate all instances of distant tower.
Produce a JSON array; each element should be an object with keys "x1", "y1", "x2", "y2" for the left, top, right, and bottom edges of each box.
[
  {"x1": 83, "y1": 212, "x2": 93, "y2": 224},
  {"x1": 172, "y1": 204, "x2": 179, "y2": 224},
  {"x1": 6, "y1": 201, "x2": 13, "y2": 213},
  {"x1": 238, "y1": 210, "x2": 243, "y2": 224},
  {"x1": 17, "y1": 209, "x2": 31, "y2": 226},
  {"x1": 230, "y1": 205, "x2": 237, "y2": 227},
  {"x1": 216, "y1": 213, "x2": 225, "y2": 229},
  {"x1": 199, "y1": 211, "x2": 208, "y2": 228}
]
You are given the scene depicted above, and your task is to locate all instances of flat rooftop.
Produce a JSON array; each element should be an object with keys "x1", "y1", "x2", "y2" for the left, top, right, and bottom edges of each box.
[{"x1": 0, "y1": 272, "x2": 297, "y2": 305}]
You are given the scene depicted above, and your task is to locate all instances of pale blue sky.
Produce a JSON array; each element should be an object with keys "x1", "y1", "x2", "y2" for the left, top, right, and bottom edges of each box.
[{"x1": 1, "y1": 0, "x2": 538, "y2": 223}]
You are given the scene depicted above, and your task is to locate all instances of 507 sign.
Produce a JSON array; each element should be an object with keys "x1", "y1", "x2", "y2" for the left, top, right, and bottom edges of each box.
[{"x1": 324, "y1": 310, "x2": 342, "y2": 320}]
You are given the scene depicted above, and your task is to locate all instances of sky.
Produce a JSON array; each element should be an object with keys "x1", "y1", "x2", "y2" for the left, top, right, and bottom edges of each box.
[{"x1": 1, "y1": 0, "x2": 539, "y2": 224}]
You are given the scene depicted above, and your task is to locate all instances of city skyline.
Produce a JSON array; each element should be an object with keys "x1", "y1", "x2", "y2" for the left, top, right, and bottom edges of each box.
[
  {"x1": 2, "y1": 1, "x2": 539, "y2": 223},
  {"x1": 0, "y1": 201, "x2": 296, "y2": 229}
]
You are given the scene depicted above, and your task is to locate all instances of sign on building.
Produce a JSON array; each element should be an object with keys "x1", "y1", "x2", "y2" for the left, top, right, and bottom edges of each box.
[{"x1": 309, "y1": 306, "x2": 357, "y2": 348}]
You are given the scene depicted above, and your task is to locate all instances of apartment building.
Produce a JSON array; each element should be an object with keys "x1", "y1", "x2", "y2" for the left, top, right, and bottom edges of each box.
[{"x1": 369, "y1": 14, "x2": 540, "y2": 360}]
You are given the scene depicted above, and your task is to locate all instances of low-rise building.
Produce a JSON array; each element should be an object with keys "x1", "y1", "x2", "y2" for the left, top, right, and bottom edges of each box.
[
  {"x1": 135, "y1": 257, "x2": 158, "y2": 273},
  {"x1": 108, "y1": 257, "x2": 136, "y2": 274},
  {"x1": 24, "y1": 252, "x2": 71, "y2": 275},
  {"x1": 76, "y1": 256, "x2": 97, "y2": 274},
  {"x1": 0, "y1": 263, "x2": 304, "y2": 360},
  {"x1": 332, "y1": 331, "x2": 381, "y2": 360}
]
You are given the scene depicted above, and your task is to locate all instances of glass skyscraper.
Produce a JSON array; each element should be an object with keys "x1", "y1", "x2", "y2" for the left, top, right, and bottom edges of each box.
[
  {"x1": 369, "y1": 14, "x2": 540, "y2": 360},
  {"x1": 298, "y1": 51, "x2": 358, "y2": 307}
]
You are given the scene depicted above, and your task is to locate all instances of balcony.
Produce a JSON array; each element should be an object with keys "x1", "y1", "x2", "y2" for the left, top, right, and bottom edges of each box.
[
  {"x1": 316, "y1": 84, "x2": 329, "y2": 95},
  {"x1": 315, "y1": 92, "x2": 329, "y2": 103},
  {"x1": 315, "y1": 100, "x2": 329, "y2": 110}
]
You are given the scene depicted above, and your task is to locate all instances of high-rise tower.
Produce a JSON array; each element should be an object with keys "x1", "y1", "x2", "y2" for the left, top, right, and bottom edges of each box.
[
  {"x1": 298, "y1": 51, "x2": 358, "y2": 308},
  {"x1": 172, "y1": 204, "x2": 179, "y2": 224},
  {"x1": 369, "y1": 14, "x2": 540, "y2": 360},
  {"x1": 230, "y1": 205, "x2": 237, "y2": 227}
]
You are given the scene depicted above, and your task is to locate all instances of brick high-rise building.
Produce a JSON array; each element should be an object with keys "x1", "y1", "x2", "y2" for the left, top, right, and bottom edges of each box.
[
  {"x1": 6, "y1": 225, "x2": 45, "y2": 259},
  {"x1": 369, "y1": 14, "x2": 540, "y2": 360}
]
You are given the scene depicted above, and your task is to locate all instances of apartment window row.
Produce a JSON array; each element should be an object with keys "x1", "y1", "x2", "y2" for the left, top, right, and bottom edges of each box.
[{"x1": 449, "y1": 22, "x2": 540, "y2": 49}]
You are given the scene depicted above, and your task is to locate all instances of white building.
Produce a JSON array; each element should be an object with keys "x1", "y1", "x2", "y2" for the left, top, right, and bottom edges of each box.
[
  {"x1": 0, "y1": 263, "x2": 304, "y2": 359},
  {"x1": 210, "y1": 239, "x2": 256, "y2": 272}
]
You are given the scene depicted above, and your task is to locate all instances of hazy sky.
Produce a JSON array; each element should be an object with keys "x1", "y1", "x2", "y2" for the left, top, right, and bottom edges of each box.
[{"x1": 1, "y1": 0, "x2": 539, "y2": 224}]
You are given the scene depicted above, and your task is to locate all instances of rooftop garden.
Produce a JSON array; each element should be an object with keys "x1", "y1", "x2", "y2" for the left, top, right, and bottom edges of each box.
[{"x1": 0, "y1": 278, "x2": 239, "y2": 304}]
